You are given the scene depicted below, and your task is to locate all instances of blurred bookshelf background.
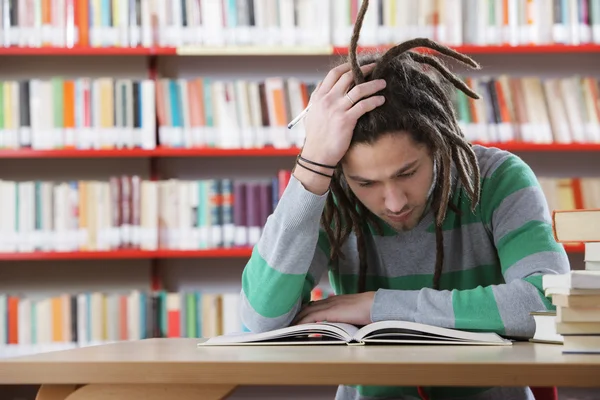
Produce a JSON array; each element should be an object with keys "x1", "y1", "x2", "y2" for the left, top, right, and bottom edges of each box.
[{"x1": 0, "y1": 0, "x2": 599, "y2": 398}]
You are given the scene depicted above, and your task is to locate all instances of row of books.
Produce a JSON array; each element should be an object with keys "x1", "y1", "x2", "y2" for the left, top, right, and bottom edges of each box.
[
  {"x1": 1, "y1": 0, "x2": 599, "y2": 49},
  {"x1": 0, "y1": 170, "x2": 292, "y2": 253},
  {"x1": 454, "y1": 75, "x2": 600, "y2": 145},
  {"x1": 537, "y1": 177, "x2": 600, "y2": 213},
  {"x1": 5, "y1": 73, "x2": 600, "y2": 151},
  {"x1": 0, "y1": 174, "x2": 596, "y2": 254},
  {"x1": 0, "y1": 286, "x2": 333, "y2": 353},
  {"x1": 0, "y1": 78, "x2": 156, "y2": 151},
  {"x1": 532, "y1": 209, "x2": 600, "y2": 354},
  {"x1": 156, "y1": 77, "x2": 313, "y2": 150}
]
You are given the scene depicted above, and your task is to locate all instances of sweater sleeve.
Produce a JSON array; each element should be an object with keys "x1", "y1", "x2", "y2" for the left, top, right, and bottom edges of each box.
[
  {"x1": 239, "y1": 175, "x2": 331, "y2": 333},
  {"x1": 370, "y1": 153, "x2": 570, "y2": 338}
]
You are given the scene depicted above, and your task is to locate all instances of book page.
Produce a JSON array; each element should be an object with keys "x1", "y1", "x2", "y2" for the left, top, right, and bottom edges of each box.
[
  {"x1": 202, "y1": 322, "x2": 354, "y2": 345},
  {"x1": 354, "y1": 320, "x2": 509, "y2": 344}
]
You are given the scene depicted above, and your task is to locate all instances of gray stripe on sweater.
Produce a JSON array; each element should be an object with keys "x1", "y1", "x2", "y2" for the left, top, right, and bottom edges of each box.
[
  {"x1": 493, "y1": 278, "x2": 548, "y2": 338},
  {"x1": 334, "y1": 384, "x2": 534, "y2": 400},
  {"x1": 257, "y1": 175, "x2": 327, "y2": 275},
  {"x1": 491, "y1": 186, "x2": 552, "y2": 244},
  {"x1": 371, "y1": 288, "x2": 455, "y2": 328},
  {"x1": 340, "y1": 220, "x2": 497, "y2": 278},
  {"x1": 473, "y1": 145, "x2": 513, "y2": 178},
  {"x1": 241, "y1": 235, "x2": 330, "y2": 333},
  {"x1": 503, "y1": 251, "x2": 569, "y2": 283},
  {"x1": 494, "y1": 251, "x2": 569, "y2": 338},
  {"x1": 239, "y1": 289, "x2": 302, "y2": 333}
]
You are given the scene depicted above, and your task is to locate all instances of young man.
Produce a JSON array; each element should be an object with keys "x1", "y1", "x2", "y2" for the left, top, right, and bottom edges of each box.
[{"x1": 239, "y1": 4, "x2": 570, "y2": 400}]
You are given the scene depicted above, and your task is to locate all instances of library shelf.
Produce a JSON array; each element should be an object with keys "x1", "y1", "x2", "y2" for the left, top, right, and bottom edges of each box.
[
  {"x1": 0, "y1": 248, "x2": 254, "y2": 261},
  {"x1": 471, "y1": 142, "x2": 600, "y2": 152},
  {"x1": 0, "y1": 147, "x2": 302, "y2": 158},
  {"x1": 0, "y1": 244, "x2": 584, "y2": 261},
  {"x1": 2, "y1": 44, "x2": 600, "y2": 57},
  {"x1": 0, "y1": 46, "x2": 176, "y2": 56},
  {"x1": 0, "y1": 148, "x2": 160, "y2": 158},
  {"x1": 334, "y1": 44, "x2": 600, "y2": 55},
  {"x1": 0, "y1": 144, "x2": 598, "y2": 159},
  {"x1": 152, "y1": 147, "x2": 302, "y2": 157},
  {"x1": 176, "y1": 45, "x2": 333, "y2": 56}
]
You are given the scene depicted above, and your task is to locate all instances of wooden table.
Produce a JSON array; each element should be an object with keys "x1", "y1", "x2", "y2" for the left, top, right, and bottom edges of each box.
[{"x1": 0, "y1": 338, "x2": 599, "y2": 400}]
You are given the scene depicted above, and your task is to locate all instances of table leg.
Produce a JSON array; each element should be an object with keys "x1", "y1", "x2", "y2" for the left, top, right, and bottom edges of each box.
[
  {"x1": 36, "y1": 384, "x2": 237, "y2": 400},
  {"x1": 35, "y1": 385, "x2": 80, "y2": 400}
]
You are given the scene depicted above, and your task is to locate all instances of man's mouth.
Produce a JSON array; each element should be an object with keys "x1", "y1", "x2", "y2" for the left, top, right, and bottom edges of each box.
[{"x1": 387, "y1": 209, "x2": 412, "y2": 222}]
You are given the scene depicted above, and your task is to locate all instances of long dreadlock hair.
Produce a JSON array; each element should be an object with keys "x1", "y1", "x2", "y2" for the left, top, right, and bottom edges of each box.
[{"x1": 320, "y1": 0, "x2": 482, "y2": 293}]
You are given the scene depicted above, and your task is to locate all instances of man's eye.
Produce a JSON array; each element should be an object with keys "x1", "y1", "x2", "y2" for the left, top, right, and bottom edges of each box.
[
  {"x1": 399, "y1": 170, "x2": 417, "y2": 178},
  {"x1": 358, "y1": 182, "x2": 372, "y2": 188}
]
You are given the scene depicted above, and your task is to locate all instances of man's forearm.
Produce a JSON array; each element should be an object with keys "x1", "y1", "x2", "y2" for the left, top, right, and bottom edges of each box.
[
  {"x1": 370, "y1": 274, "x2": 558, "y2": 338},
  {"x1": 240, "y1": 175, "x2": 330, "y2": 332}
]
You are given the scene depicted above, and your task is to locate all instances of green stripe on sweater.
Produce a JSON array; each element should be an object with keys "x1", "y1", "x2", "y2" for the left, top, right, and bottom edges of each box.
[
  {"x1": 496, "y1": 220, "x2": 564, "y2": 274},
  {"x1": 481, "y1": 155, "x2": 539, "y2": 225},
  {"x1": 329, "y1": 263, "x2": 503, "y2": 294},
  {"x1": 351, "y1": 383, "x2": 490, "y2": 399},
  {"x1": 242, "y1": 246, "x2": 314, "y2": 318},
  {"x1": 432, "y1": 154, "x2": 540, "y2": 232},
  {"x1": 524, "y1": 274, "x2": 555, "y2": 310},
  {"x1": 453, "y1": 285, "x2": 505, "y2": 335}
]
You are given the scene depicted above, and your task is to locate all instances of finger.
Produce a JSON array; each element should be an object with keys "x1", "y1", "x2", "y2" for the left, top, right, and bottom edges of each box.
[
  {"x1": 330, "y1": 62, "x2": 378, "y2": 96},
  {"x1": 346, "y1": 95, "x2": 386, "y2": 120},
  {"x1": 308, "y1": 80, "x2": 323, "y2": 103},
  {"x1": 317, "y1": 62, "x2": 352, "y2": 95},
  {"x1": 293, "y1": 304, "x2": 322, "y2": 325},
  {"x1": 343, "y1": 78, "x2": 387, "y2": 109},
  {"x1": 293, "y1": 300, "x2": 334, "y2": 324},
  {"x1": 295, "y1": 310, "x2": 328, "y2": 325}
]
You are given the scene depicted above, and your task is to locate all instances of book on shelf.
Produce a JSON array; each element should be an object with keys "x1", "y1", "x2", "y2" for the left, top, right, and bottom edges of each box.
[
  {"x1": 1, "y1": 74, "x2": 600, "y2": 151},
  {"x1": 454, "y1": 75, "x2": 600, "y2": 145},
  {"x1": 155, "y1": 74, "x2": 600, "y2": 152},
  {"x1": 2, "y1": 173, "x2": 599, "y2": 255},
  {"x1": 201, "y1": 320, "x2": 512, "y2": 346},
  {"x1": 0, "y1": 170, "x2": 292, "y2": 253},
  {"x1": 1, "y1": 0, "x2": 599, "y2": 49},
  {"x1": 0, "y1": 78, "x2": 156, "y2": 151},
  {"x1": 0, "y1": 286, "x2": 334, "y2": 354},
  {"x1": 155, "y1": 77, "x2": 314, "y2": 150}
]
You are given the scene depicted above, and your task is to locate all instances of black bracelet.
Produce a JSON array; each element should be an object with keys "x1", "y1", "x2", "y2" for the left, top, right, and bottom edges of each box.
[
  {"x1": 296, "y1": 160, "x2": 333, "y2": 178},
  {"x1": 298, "y1": 154, "x2": 337, "y2": 169}
]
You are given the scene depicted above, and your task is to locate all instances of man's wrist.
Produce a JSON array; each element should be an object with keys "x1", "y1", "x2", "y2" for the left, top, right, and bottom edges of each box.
[
  {"x1": 293, "y1": 162, "x2": 333, "y2": 196},
  {"x1": 370, "y1": 289, "x2": 419, "y2": 323}
]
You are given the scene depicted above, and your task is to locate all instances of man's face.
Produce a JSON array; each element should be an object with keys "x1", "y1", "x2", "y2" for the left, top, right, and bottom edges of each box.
[{"x1": 342, "y1": 132, "x2": 435, "y2": 232}]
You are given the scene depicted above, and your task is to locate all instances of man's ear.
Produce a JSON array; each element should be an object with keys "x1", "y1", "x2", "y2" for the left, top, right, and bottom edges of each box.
[{"x1": 426, "y1": 157, "x2": 438, "y2": 199}]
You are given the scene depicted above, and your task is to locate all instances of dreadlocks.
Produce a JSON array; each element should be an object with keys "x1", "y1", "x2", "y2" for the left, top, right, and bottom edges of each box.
[{"x1": 321, "y1": 0, "x2": 482, "y2": 293}]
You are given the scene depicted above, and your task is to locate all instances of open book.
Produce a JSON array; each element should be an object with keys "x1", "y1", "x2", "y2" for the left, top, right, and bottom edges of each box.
[{"x1": 201, "y1": 320, "x2": 512, "y2": 346}]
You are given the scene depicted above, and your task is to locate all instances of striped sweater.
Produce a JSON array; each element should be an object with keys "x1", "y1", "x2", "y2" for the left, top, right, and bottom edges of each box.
[{"x1": 239, "y1": 145, "x2": 570, "y2": 400}]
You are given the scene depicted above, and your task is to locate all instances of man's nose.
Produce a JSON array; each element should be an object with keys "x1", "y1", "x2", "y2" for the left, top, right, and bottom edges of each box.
[{"x1": 384, "y1": 185, "x2": 408, "y2": 214}]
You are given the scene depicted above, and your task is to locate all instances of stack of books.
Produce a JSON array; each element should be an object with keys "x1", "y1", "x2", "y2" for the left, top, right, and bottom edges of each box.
[{"x1": 538, "y1": 209, "x2": 600, "y2": 354}]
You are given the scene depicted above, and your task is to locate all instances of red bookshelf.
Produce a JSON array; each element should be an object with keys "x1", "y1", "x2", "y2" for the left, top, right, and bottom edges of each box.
[
  {"x1": 0, "y1": 46, "x2": 176, "y2": 56},
  {"x1": 471, "y1": 142, "x2": 600, "y2": 152},
  {"x1": 0, "y1": 147, "x2": 302, "y2": 158},
  {"x1": 153, "y1": 147, "x2": 302, "y2": 157},
  {"x1": 0, "y1": 144, "x2": 597, "y2": 159},
  {"x1": 0, "y1": 248, "x2": 254, "y2": 261},
  {"x1": 0, "y1": 148, "x2": 159, "y2": 158},
  {"x1": 1, "y1": 44, "x2": 600, "y2": 57},
  {"x1": 333, "y1": 44, "x2": 600, "y2": 55},
  {"x1": 0, "y1": 243, "x2": 584, "y2": 261},
  {"x1": 564, "y1": 243, "x2": 585, "y2": 253}
]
